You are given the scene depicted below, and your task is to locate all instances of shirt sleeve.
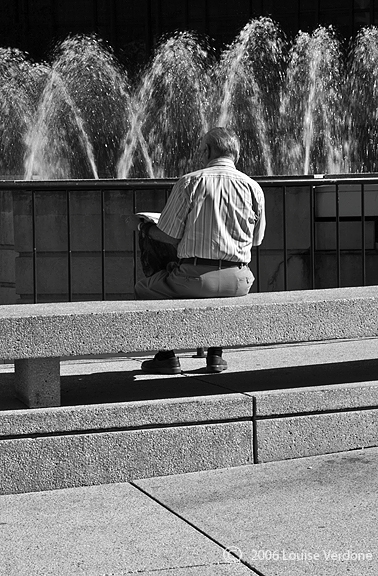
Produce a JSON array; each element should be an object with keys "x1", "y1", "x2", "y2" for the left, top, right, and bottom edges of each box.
[
  {"x1": 252, "y1": 184, "x2": 266, "y2": 246},
  {"x1": 157, "y1": 176, "x2": 191, "y2": 239}
]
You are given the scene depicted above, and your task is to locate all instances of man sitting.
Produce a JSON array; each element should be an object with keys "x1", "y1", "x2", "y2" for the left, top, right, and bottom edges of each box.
[{"x1": 126, "y1": 127, "x2": 266, "y2": 374}]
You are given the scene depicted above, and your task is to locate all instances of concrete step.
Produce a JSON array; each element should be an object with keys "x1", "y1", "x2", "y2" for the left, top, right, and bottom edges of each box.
[{"x1": 0, "y1": 338, "x2": 378, "y2": 494}]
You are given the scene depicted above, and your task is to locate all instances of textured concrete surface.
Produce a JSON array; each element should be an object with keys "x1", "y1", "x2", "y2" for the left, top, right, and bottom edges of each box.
[
  {"x1": 0, "y1": 392, "x2": 252, "y2": 436},
  {"x1": 1, "y1": 337, "x2": 378, "y2": 493},
  {"x1": 0, "y1": 422, "x2": 253, "y2": 495},
  {"x1": 0, "y1": 448, "x2": 377, "y2": 576},
  {"x1": 257, "y1": 409, "x2": 378, "y2": 462},
  {"x1": 254, "y1": 380, "x2": 378, "y2": 416},
  {"x1": 1, "y1": 286, "x2": 378, "y2": 359},
  {"x1": 14, "y1": 357, "x2": 60, "y2": 407},
  {"x1": 0, "y1": 481, "x2": 239, "y2": 576},
  {"x1": 137, "y1": 447, "x2": 378, "y2": 575},
  {"x1": 3, "y1": 287, "x2": 378, "y2": 407}
]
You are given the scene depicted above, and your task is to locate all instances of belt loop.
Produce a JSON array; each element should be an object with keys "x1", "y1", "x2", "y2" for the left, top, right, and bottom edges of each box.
[
  {"x1": 218, "y1": 260, "x2": 222, "y2": 270},
  {"x1": 193, "y1": 257, "x2": 197, "y2": 265}
]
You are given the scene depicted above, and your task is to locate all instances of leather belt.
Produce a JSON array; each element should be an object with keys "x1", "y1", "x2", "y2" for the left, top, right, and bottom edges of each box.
[{"x1": 180, "y1": 257, "x2": 247, "y2": 269}]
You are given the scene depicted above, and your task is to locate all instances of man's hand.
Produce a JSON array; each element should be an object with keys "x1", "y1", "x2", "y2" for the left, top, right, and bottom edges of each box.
[{"x1": 124, "y1": 214, "x2": 180, "y2": 247}]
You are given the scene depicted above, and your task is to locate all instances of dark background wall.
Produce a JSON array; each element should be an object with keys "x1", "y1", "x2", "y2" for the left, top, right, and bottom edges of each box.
[{"x1": 0, "y1": 0, "x2": 377, "y2": 71}]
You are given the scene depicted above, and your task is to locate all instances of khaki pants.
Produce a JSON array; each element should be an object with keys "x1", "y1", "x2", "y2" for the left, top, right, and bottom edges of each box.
[{"x1": 135, "y1": 262, "x2": 254, "y2": 300}]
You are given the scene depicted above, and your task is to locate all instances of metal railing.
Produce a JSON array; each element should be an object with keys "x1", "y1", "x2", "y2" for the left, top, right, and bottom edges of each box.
[
  {"x1": 259, "y1": 175, "x2": 378, "y2": 291},
  {"x1": 1, "y1": 175, "x2": 377, "y2": 303}
]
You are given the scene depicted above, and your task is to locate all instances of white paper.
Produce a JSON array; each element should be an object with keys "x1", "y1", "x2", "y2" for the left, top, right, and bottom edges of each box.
[{"x1": 135, "y1": 212, "x2": 160, "y2": 224}]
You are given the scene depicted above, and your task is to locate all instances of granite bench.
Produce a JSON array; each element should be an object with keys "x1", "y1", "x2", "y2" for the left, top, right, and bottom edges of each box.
[{"x1": 1, "y1": 285, "x2": 378, "y2": 408}]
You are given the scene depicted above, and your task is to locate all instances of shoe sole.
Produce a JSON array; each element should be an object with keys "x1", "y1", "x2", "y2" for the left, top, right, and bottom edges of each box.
[
  {"x1": 206, "y1": 365, "x2": 227, "y2": 373},
  {"x1": 142, "y1": 367, "x2": 182, "y2": 375}
]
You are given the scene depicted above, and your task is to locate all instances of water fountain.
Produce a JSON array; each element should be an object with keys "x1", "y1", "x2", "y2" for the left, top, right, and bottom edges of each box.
[
  {"x1": 2, "y1": 17, "x2": 378, "y2": 179},
  {"x1": 2, "y1": 17, "x2": 378, "y2": 304}
]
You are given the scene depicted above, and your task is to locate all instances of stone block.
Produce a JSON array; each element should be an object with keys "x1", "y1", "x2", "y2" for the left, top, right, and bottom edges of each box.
[
  {"x1": 262, "y1": 186, "x2": 312, "y2": 251},
  {"x1": 0, "y1": 248, "x2": 16, "y2": 281},
  {"x1": 0, "y1": 285, "x2": 16, "y2": 305},
  {"x1": 104, "y1": 191, "x2": 134, "y2": 251},
  {"x1": 256, "y1": 409, "x2": 378, "y2": 462},
  {"x1": 316, "y1": 184, "x2": 378, "y2": 218},
  {"x1": 258, "y1": 251, "x2": 311, "y2": 291},
  {"x1": 1, "y1": 287, "x2": 378, "y2": 360},
  {"x1": 6, "y1": 183, "x2": 378, "y2": 304},
  {"x1": 254, "y1": 381, "x2": 378, "y2": 417},
  {"x1": 15, "y1": 253, "x2": 135, "y2": 301},
  {"x1": 103, "y1": 254, "x2": 136, "y2": 295},
  {"x1": 14, "y1": 358, "x2": 60, "y2": 408},
  {"x1": 0, "y1": 248, "x2": 16, "y2": 304},
  {"x1": 13, "y1": 191, "x2": 68, "y2": 252},
  {"x1": 0, "y1": 421, "x2": 253, "y2": 494},
  {"x1": 316, "y1": 220, "x2": 375, "y2": 250},
  {"x1": 0, "y1": 190, "x2": 14, "y2": 245},
  {"x1": 69, "y1": 213, "x2": 102, "y2": 251},
  {"x1": 133, "y1": 189, "x2": 167, "y2": 215},
  {"x1": 315, "y1": 252, "x2": 378, "y2": 289},
  {"x1": 0, "y1": 393, "x2": 252, "y2": 437},
  {"x1": 15, "y1": 255, "x2": 68, "y2": 296}
]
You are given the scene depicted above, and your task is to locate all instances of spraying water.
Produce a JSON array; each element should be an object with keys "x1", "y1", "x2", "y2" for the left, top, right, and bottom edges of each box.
[
  {"x1": 0, "y1": 48, "x2": 46, "y2": 178},
  {"x1": 1, "y1": 19, "x2": 378, "y2": 179},
  {"x1": 117, "y1": 31, "x2": 212, "y2": 178},
  {"x1": 214, "y1": 18, "x2": 285, "y2": 176},
  {"x1": 24, "y1": 35, "x2": 130, "y2": 179},
  {"x1": 347, "y1": 26, "x2": 378, "y2": 173},
  {"x1": 24, "y1": 69, "x2": 99, "y2": 180},
  {"x1": 280, "y1": 27, "x2": 346, "y2": 175}
]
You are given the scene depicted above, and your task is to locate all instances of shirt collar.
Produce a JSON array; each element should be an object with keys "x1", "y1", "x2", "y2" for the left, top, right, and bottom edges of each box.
[{"x1": 206, "y1": 157, "x2": 236, "y2": 169}]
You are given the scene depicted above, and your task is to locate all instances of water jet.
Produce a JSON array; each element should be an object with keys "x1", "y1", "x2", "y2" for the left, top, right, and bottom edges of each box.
[{"x1": 1, "y1": 18, "x2": 378, "y2": 179}]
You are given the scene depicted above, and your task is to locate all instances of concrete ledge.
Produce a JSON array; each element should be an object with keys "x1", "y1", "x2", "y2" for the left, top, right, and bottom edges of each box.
[
  {"x1": 1, "y1": 286, "x2": 378, "y2": 359},
  {"x1": 2, "y1": 376, "x2": 378, "y2": 494},
  {"x1": 0, "y1": 393, "x2": 252, "y2": 436},
  {"x1": 253, "y1": 380, "x2": 378, "y2": 462},
  {"x1": 2, "y1": 286, "x2": 378, "y2": 407},
  {"x1": 2, "y1": 336, "x2": 378, "y2": 494},
  {"x1": 254, "y1": 380, "x2": 378, "y2": 416},
  {"x1": 257, "y1": 409, "x2": 378, "y2": 462},
  {"x1": 0, "y1": 393, "x2": 253, "y2": 494},
  {"x1": 0, "y1": 422, "x2": 253, "y2": 495}
]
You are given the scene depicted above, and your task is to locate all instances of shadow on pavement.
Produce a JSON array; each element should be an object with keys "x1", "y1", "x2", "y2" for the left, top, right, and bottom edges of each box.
[{"x1": 0, "y1": 358, "x2": 377, "y2": 410}]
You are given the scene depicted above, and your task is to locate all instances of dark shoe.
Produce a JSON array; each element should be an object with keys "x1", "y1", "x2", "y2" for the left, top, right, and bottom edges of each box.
[
  {"x1": 206, "y1": 354, "x2": 228, "y2": 373},
  {"x1": 141, "y1": 353, "x2": 182, "y2": 375}
]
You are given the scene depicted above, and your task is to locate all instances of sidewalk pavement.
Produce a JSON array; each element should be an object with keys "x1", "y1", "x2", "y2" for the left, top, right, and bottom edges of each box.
[
  {"x1": 1, "y1": 338, "x2": 378, "y2": 575},
  {"x1": 0, "y1": 446, "x2": 377, "y2": 576}
]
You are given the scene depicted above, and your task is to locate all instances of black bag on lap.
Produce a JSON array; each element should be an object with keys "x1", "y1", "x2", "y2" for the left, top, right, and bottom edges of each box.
[{"x1": 138, "y1": 229, "x2": 178, "y2": 277}]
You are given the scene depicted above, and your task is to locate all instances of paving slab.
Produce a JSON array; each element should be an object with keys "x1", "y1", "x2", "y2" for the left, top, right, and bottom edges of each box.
[
  {"x1": 0, "y1": 481, "x2": 247, "y2": 576},
  {"x1": 136, "y1": 447, "x2": 378, "y2": 575}
]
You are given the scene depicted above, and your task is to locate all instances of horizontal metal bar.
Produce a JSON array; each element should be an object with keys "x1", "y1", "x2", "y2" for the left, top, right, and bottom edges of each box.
[
  {"x1": 2, "y1": 174, "x2": 378, "y2": 191},
  {"x1": 0, "y1": 179, "x2": 178, "y2": 190},
  {"x1": 315, "y1": 216, "x2": 378, "y2": 222}
]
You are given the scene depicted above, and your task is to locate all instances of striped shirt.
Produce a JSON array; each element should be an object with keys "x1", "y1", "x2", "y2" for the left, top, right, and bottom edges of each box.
[{"x1": 157, "y1": 157, "x2": 266, "y2": 262}]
